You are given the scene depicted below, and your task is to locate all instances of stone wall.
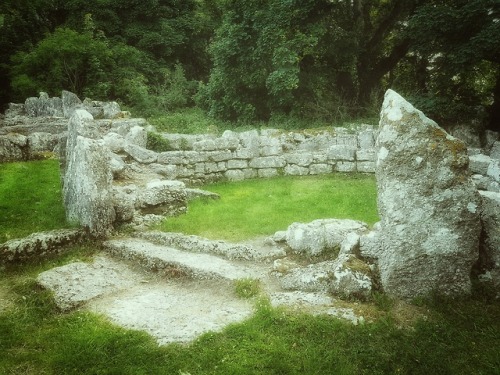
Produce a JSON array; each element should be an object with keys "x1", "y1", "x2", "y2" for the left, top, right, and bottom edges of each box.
[{"x1": 111, "y1": 127, "x2": 378, "y2": 185}]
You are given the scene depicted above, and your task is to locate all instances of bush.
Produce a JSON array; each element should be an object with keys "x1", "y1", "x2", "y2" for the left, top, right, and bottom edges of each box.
[{"x1": 146, "y1": 132, "x2": 172, "y2": 152}]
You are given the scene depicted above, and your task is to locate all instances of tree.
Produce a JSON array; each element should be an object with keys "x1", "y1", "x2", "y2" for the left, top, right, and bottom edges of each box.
[
  {"x1": 391, "y1": 0, "x2": 500, "y2": 130},
  {"x1": 10, "y1": 28, "x2": 112, "y2": 99},
  {"x1": 198, "y1": 0, "x2": 424, "y2": 122},
  {"x1": 0, "y1": 0, "x2": 212, "y2": 109}
]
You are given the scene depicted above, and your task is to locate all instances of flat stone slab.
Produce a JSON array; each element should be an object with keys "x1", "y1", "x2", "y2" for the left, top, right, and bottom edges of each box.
[
  {"x1": 269, "y1": 291, "x2": 364, "y2": 324},
  {"x1": 138, "y1": 231, "x2": 286, "y2": 261},
  {"x1": 88, "y1": 281, "x2": 253, "y2": 345},
  {"x1": 37, "y1": 255, "x2": 146, "y2": 310},
  {"x1": 104, "y1": 238, "x2": 262, "y2": 280}
]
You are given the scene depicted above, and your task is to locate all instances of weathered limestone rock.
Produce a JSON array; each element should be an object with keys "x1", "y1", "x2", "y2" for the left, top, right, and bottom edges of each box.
[
  {"x1": 0, "y1": 135, "x2": 26, "y2": 161},
  {"x1": 5, "y1": 103, "x2": 25, "y2": 117},
  {"x1": 375, "y1": 90, "x2": 481, "y2": 298},
  {"x1": 487, "y1": 159, "x2": 500, "y2": 183},
  {"x1": 478, "y1": 191, "x2": 500, "y2": 298},
  {"x1": 284, "y1": 164, "x2": 309, "y2": 176},
  {"x1": 25, "y1": 92, "x2": 63, "y2": 117},
  {"x1": 112, "y1": 185, "x2": 137, "y2": 222},
  {"x1": 103, "y1": 132, "x2": 125, "y2": 153},
  {"x1": 327, "y1": 145, "x2": 356, "y2": 161},
  {"x1": 37, "y1": 255, "x2": 144, "y2": 311},
  {"x1": 62, "y1": 90, "x2": 82, "y2": 118},
  {"x1": 490, "y1": 141, "x2": 500, "y2": 160},
  {"x1": 82, "y1": 98, "x2": 121, "y2": 119},
  {"x1": 285, "y1": 219, "x2": 368, "y2": 256},
  {"x1": 225, "y1": 169, "x2": 245, "y2": 181},
  {"x1": 278, "y1": 255, "x2": 373, "y2": 300},
  {"x1": 27, "y1": 132, "x2": 59, "y2": 153},
  {"x1": 63, "y1": 110, "x2": 115, "y2": 237},
  {"x1": 124, "y1": 144, "x2": 157, "y2": 164},
  {"x1": 249, "y1": 156, "x2": 286, "y2": 169},
  {"x1": 469, "y1": 154, "x2": 492, "y2": 175},
  {"x1": 328, "y1": 254, "x2": 373, "y2": 300},
  {"x1": 125, "y1": 126, "x2": 147, "y2": 148},
  {"x1": 1, "y1": 229, "x2": 85, "y2": 264},
  {"x1": 136, "y1": 180, "x2": 187, "y2": 216}
]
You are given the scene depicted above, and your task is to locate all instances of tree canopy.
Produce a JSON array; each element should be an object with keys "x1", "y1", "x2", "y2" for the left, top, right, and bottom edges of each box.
[{"x1": 0, "y1": 0, "x2": 498, "y2": 130}]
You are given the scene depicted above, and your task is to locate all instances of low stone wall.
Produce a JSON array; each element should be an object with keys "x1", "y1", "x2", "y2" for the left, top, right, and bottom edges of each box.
[
  {"x1": 0, "y1": 229, "x2": 85, "y2": 265},
  {"x1": 113, "y1": 127, "x2": 378, "y2": 185}
]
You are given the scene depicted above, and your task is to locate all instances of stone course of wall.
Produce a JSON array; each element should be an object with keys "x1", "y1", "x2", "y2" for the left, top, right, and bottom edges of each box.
[{"x1": 122, "y1": 127, "x2": 378, "y2": 185}]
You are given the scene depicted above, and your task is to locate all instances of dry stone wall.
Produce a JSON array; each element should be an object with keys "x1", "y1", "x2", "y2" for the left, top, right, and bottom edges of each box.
[{"x1": 121, "y1": 127, "x2": 378, "y2": 185}]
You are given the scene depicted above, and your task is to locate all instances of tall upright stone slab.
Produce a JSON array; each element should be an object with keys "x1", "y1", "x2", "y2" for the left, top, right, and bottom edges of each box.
[
  {"x1": 375, "y1": 90, "x2": 481, "y2": 298},
  {"x1": 63, "y1": 110, "x2": 115, "y2": 237}
]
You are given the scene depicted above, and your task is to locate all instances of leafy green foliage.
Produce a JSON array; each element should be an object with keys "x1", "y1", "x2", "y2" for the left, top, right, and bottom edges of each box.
[
  {"x1": 10, "y1": 28, "x2": 112, "y2": 99},
  {"x1": 197, "y1": 1, "x2": 426, "y2": 123},
  {"x1": 146, "y1": 131, "x2": 172, "y2": 152},
  {"x1": 0, "y1": 160, "x2": 69, "y2": 243},
  {"x1": 148, "y1": 108, "x2": 229, "y2": 134},
  {"x1": 157, "y1": 174, "x2": 378, "y2": 241},
  {"x1": 395, "y1": 0, "x2": 500, "y2": 127},
  {"x1": 1, "y1": 0, "x2": 498, "y2": 130}
]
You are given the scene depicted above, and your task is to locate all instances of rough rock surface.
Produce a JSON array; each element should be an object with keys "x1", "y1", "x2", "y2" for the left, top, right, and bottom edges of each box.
[
  {"x1": 136, "y1": 180, "x2": 187, "y2": 216},
  {"x1": 478, "y1": 191, "x2": 500, "y2": 297},
  {"x1": 63, "y1": 110, "x2": 115, "y2": 237},
  {"x1": 284, "y1": 219, "x2": 368, "y2": 256},
  {"x1": 278, "y1": 254, "x2": 373, "y2": 300},
  {"x1": 37, "y1": 255, "x2": 145, "y2": 311},
  {"x1": 36, "y1": 235, "x2": 366, "y2": 344},
  {"x1": 138, "y1": 231, "x2": 285, "y2": 261},
  {"x1": 0, "y1": 229, "x2": 84, "y2": 264},
  {"x1": 375, "y1": 90, "x2": 481, "y2": 298}
]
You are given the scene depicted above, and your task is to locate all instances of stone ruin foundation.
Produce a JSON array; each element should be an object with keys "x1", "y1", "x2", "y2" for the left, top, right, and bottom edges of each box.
[{"x1": 1, "y1": 90, "x2": 500, "y2": 300}]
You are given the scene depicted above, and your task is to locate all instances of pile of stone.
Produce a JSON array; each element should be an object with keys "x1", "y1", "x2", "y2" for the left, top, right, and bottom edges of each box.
[{"x1": 0, "y1": 91, "x2": 126, "y2": 162}]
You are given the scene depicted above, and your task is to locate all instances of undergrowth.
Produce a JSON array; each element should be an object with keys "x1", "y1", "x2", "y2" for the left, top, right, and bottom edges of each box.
[
  {"x1": 147, "y1": 108, "x2": 378, "y2": 134},
  {"x1": 0, "y1": 159, "x2": 70, "y2": 243},
  {"x1": 157, "y1": 174, "x2": 379, "y2": 241}
]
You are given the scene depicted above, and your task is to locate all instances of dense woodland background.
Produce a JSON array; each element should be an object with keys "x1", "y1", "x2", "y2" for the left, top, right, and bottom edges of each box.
[{"x1": 0, "y1": 0, "x2": 499, "y2": 131}]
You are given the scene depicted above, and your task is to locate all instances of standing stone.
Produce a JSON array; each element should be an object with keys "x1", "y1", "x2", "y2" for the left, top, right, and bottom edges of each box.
[
  {"x1": 478, "y1": 191, "x2": 500, "y2": 298},
  {"x1": 63, "y1": 110, "x2": 115, "y2": 237},
  {"x1": 375, "y1": 90, "x2": 481, "y2": 298},
  {"x1": 62, "y1": 90, "x2": 82, "y2": 118}
]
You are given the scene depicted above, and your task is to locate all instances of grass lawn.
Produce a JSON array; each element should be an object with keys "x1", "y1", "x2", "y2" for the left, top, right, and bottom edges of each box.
[
  {"x1": 1, "y1": 162, "x2": 499, "y2": 374},
  {"x1": 0, "y1": 160, "x2": 69, "y2": 243},
  {"x1": 1, "y1": 250, "x2": 499, "y2": 375},
  {"x1": 157, "y1": 173, "x2": 379, "y2": 241}
]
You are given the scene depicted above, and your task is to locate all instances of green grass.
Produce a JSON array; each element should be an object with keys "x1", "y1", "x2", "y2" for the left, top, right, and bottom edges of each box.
[
  {"x1": 1, "y1": 255, "x2": 499, "y2": 375},
  {"x1": 0, "y1": 160, "x2": 70, "y2": 243},
  {"x1": 0, "y1": 162, "x2": 498, "y2": 374},
  {"x1": 234, "y1": 278, "x2": 262, "y2": 299},
  {"x1": 157, "y1": 174, "x2": 379, "y2": 241},
  {"x1": 147, "y1": 108, "x2": 379, "y2": 135}
]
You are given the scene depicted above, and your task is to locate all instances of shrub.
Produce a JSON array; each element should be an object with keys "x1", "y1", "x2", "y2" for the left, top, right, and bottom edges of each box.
[{"x1": 146, "y1": 131, "x2": 172, "y2": 152}]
